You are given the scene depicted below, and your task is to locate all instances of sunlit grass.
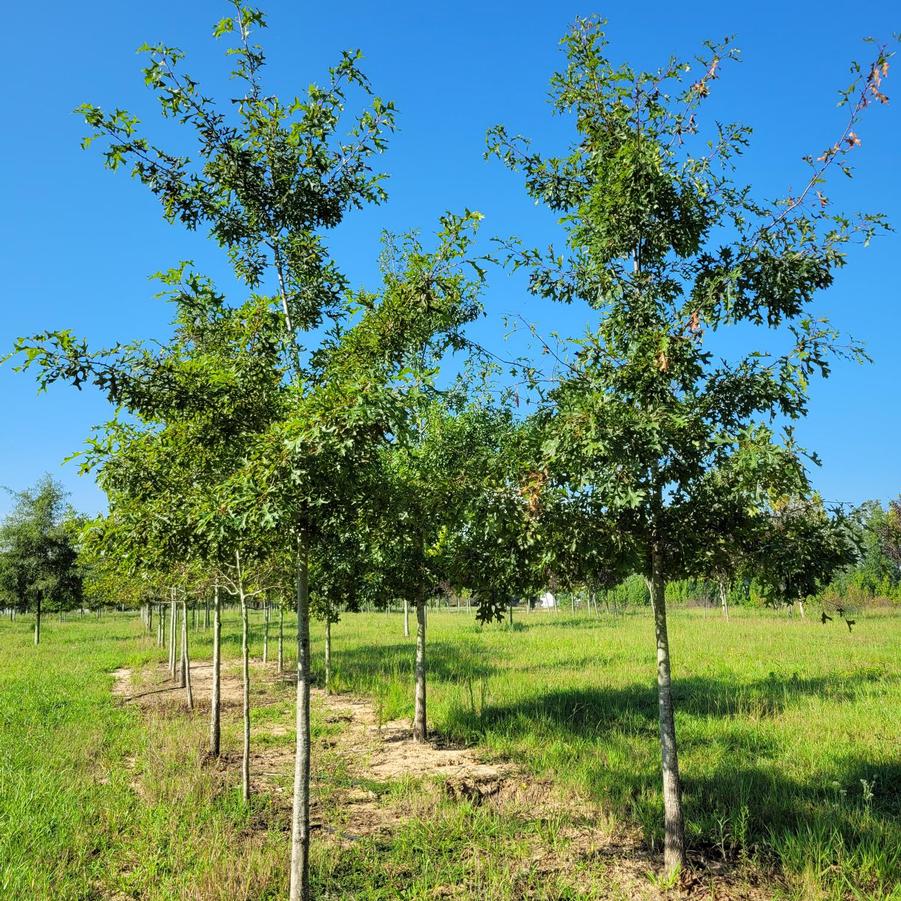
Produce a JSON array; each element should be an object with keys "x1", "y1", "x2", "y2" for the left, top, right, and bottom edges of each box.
[
  {"x1": 317, "y1": 605, "x2": 901, "y2": 899},
  {"x1": 1, "y1": 605, "x2": 898, "y2": 899}
]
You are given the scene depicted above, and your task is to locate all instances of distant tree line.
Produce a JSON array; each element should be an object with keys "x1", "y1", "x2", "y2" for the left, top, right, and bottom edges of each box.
[{"x1": 590, "y1": 497, "x2": 901, "y2": 611}]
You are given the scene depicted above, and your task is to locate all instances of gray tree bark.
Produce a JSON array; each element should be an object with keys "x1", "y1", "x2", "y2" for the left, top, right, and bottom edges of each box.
[
  {"x1": 277, "y1": 605, "x2": 284, "y2": 674},
  {"x1": 719, "y1": 578, "x2": 729, "y2": 620},
  {"x1": 181, "y1": 598, "x2": 193, "y2": 710},
  {"x1": 178, "y1": 598, "x2": 187, "y2": 690},
  {"x1": 238, "y1": 558, "x2": 251, "y2": 803},
  {"x1": 413, "y1": 596, "x2": 427, "y2": 742},
  {"x1": 403, "y1": 596, "x2": 410, "y2": 637},
  {"x1": 289, "y1": 545, "x2": 312, "y2": 901},
  {"x1": 210, "y1": 584, "x2": 221, "y2": 756},
  {"x1": 263, "y1": 600, "x2": 270, "y2": 664},
  {"x1": 168, "y1": 593, "x2": 178, "y2": 679},
  {"x1": 34, "y1": 597, "x2": 41, "y2": 646},
  {"x1": 324, "y1": 616, "x2": 332, "y2": 695},
  {"x1": 648, "y1": 548, "x2": 685, "y2": 876}
]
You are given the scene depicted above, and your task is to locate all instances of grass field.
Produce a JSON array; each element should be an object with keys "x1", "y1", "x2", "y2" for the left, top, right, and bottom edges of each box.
[{"x1": 0, "y1": 606, "x2": 898, "y2": 899}]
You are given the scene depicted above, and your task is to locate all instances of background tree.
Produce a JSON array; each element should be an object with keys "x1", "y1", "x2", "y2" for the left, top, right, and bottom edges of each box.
[
  {"x1": 0, "y1": 476, "x2": 83, "y2": 644},
  {"x1": 753, "y1": 498, "x2": 861, "y2": 617},
  {"x1": 877, "y1": 496, "x2": 901, "y2": 571}
]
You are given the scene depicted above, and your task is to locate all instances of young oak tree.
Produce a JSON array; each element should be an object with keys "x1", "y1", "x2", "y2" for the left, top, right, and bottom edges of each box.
[
  {"x1": 12, "y1": 6, "x2": 399, "y2": 895},
  {"x1": 487, "y1": 19, "x2": 894, "y2": 873}
]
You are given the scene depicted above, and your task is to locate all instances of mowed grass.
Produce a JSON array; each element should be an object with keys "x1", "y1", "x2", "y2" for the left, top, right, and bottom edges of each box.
[
  {"x1": 0, "y1": 605, "x2": 899, "y2": 899},
  {"x1": 321, "y1": 606, "x2": 901, "y2": 899}
]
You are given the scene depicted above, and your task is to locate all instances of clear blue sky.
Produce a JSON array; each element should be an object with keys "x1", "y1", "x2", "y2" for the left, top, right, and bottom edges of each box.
[{"x1": 1, "y1": 0, "x2": 899, "y2": 518}]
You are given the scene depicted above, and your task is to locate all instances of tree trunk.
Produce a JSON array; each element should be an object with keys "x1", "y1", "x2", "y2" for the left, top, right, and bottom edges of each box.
[
  {"x1": 263, "y1": 601, "x2": 270, "y2": 664},
  {"x1": 403, "y1": 597, "x2": 410, "y2": 637},
  {"x1": 34, "y1": 597, "x2": 41, "y2": 646},
  {"x1": 413, "y1": 596, "x2": 427, "y2": 742},
  {"x1": 240, "y1": 572, "x2": 251, "y2": 803},
  {"x1": 168, "y1": 593, "x2": 178, "y2": 679},
  {"x1": 178, "y1": 599, "x2": 187, "y2": 690},
  {"x1": 324, "y1": 617, "x2": 332, "y2": 695},
  {"x1": 181, "y1": 598, "x2": 193, "y2": 710},
  {"x1": 210, "y1": 584, "x2": 221, "y2": 757},
  {"x1": 289, "y1": 544, "x2": 312, "y2": 901},
  {"x1": 278, "y1": 605, "x2": 284, "y2": 674},
  {"x1": 719, "y1": 579, "x2": 729, "y2": 620},
  {"x1": 798, "y1": 600, "x2": 805, "y2": 618},
  {"x1": 648, "y1": 550, "x2": 685, "y2": 876},
  {"x1": 147, "y1": 602, "x2": 153, "y2": 635},
  {"x1": 157, "y1": 603, "x2": 164, "y2": 647}
]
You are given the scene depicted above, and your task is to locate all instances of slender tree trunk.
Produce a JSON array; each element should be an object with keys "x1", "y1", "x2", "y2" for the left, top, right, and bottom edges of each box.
[
  {"x1": 157, "y1": 603, "x2": 164, "y2": 647},
  {"x1": 413, "y1": 596, "x2": 427, "y2": 742},
  {"x1": 648, "y1": 548, "x2": 685, "y2": 876},
  {"x1": 210, "y1": 584, "x2": 221, "y2": 757},
  {"x1": 289, "y1": 544, "x2": 312, "y2": 901},
  {"x1": 798, "y1": 600, "x2": 805, "y2": 618},
  {"x1": 181, "y1": 598, "x2": 193, "y2": 710},
  {"x1": 263, "y1": 601, "x2": 270, "y2": 664},
  {"x1": 403, "y1": 597, "x2": 410, "y2": 638},
  {"x1": 147, "y1": 602, "x2": 153, "y2": 635},
  {"x1": 239, "y1": 565, "x2": 251, "y2": 803},
  {"x1": 34, "y1": 597, "x2": 41, "y2": 646},
  {"x1": 168, "y1": 593, "x2": 178, "y2": 679},
  {"x1": 719, "y1": 579, "x2": 729, "y2": 620},
  {"x1": 324, "y1": 617, "x2": 332, "y2": 695},
  {"x1": 278, "y1": 605, "x2": 284, "y2": 674},
  {"x1": 179, "y1": 599, "x2": 187, "y2": 690}
]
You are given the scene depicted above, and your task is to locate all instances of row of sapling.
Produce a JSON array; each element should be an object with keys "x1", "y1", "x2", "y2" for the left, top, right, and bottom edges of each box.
[
  {"x1": 5, "y1": 5, "x2": 895, "y2": 895},
  {"x1": 9, "y1": 7, "x2": 488, "y2": 898}
]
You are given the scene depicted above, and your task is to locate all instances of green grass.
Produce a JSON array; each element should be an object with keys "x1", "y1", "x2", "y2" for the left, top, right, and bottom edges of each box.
[
  {"x1": 0, "y1": 606, "x2": 898, "y2": 899},
  {"x1": 317, "y1": 606, "x2": 901, "y2": 899}
]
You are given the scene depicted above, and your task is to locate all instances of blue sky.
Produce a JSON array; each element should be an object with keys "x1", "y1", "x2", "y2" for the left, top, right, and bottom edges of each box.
[{"x1": 1, "y1": 0, "x2": 899, "y2": 518}]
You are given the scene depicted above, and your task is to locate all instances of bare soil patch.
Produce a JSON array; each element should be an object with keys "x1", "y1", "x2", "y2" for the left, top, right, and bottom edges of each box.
[
  {"x1": 112, "y1": 661, "x2": 245, "y2": 710},
  {"x1": 111, "y1": 664, "x2": 773, "y2": 899}
]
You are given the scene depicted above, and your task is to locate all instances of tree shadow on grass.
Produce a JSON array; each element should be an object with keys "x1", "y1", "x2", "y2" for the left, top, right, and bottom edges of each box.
[
  {"x1": 326, "y1": 639, "x2": 498, "y2": 687},
  {"x1": 440, "y1": 674, "x2": 900, "y2": 893},
  {"x1": 682, "y1": 756, "x2": 901, "y2": 895},
  {"x1": 301, "y1": 629, "x2": 900, "y2": 891}
]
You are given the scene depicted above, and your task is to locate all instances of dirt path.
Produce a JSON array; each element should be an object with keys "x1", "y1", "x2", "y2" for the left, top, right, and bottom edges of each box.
[
  {"x1": 111, "y1": 663, "x2": 772, "y2": 899},
  {"x1": 113, "y1": 661, "x2": 245, "y2": 708}
]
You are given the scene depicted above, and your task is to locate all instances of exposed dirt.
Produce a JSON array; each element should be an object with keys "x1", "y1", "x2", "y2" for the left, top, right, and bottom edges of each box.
[
  {"x1": 320, "y1": 690, "x2": 516, "y2": 783},
  {"x1": 112, "y1": 661, "x2": 245, "y2": 710},
  {"x1": 111, "y1": 664, "x2": 774, "y2": 899}
]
